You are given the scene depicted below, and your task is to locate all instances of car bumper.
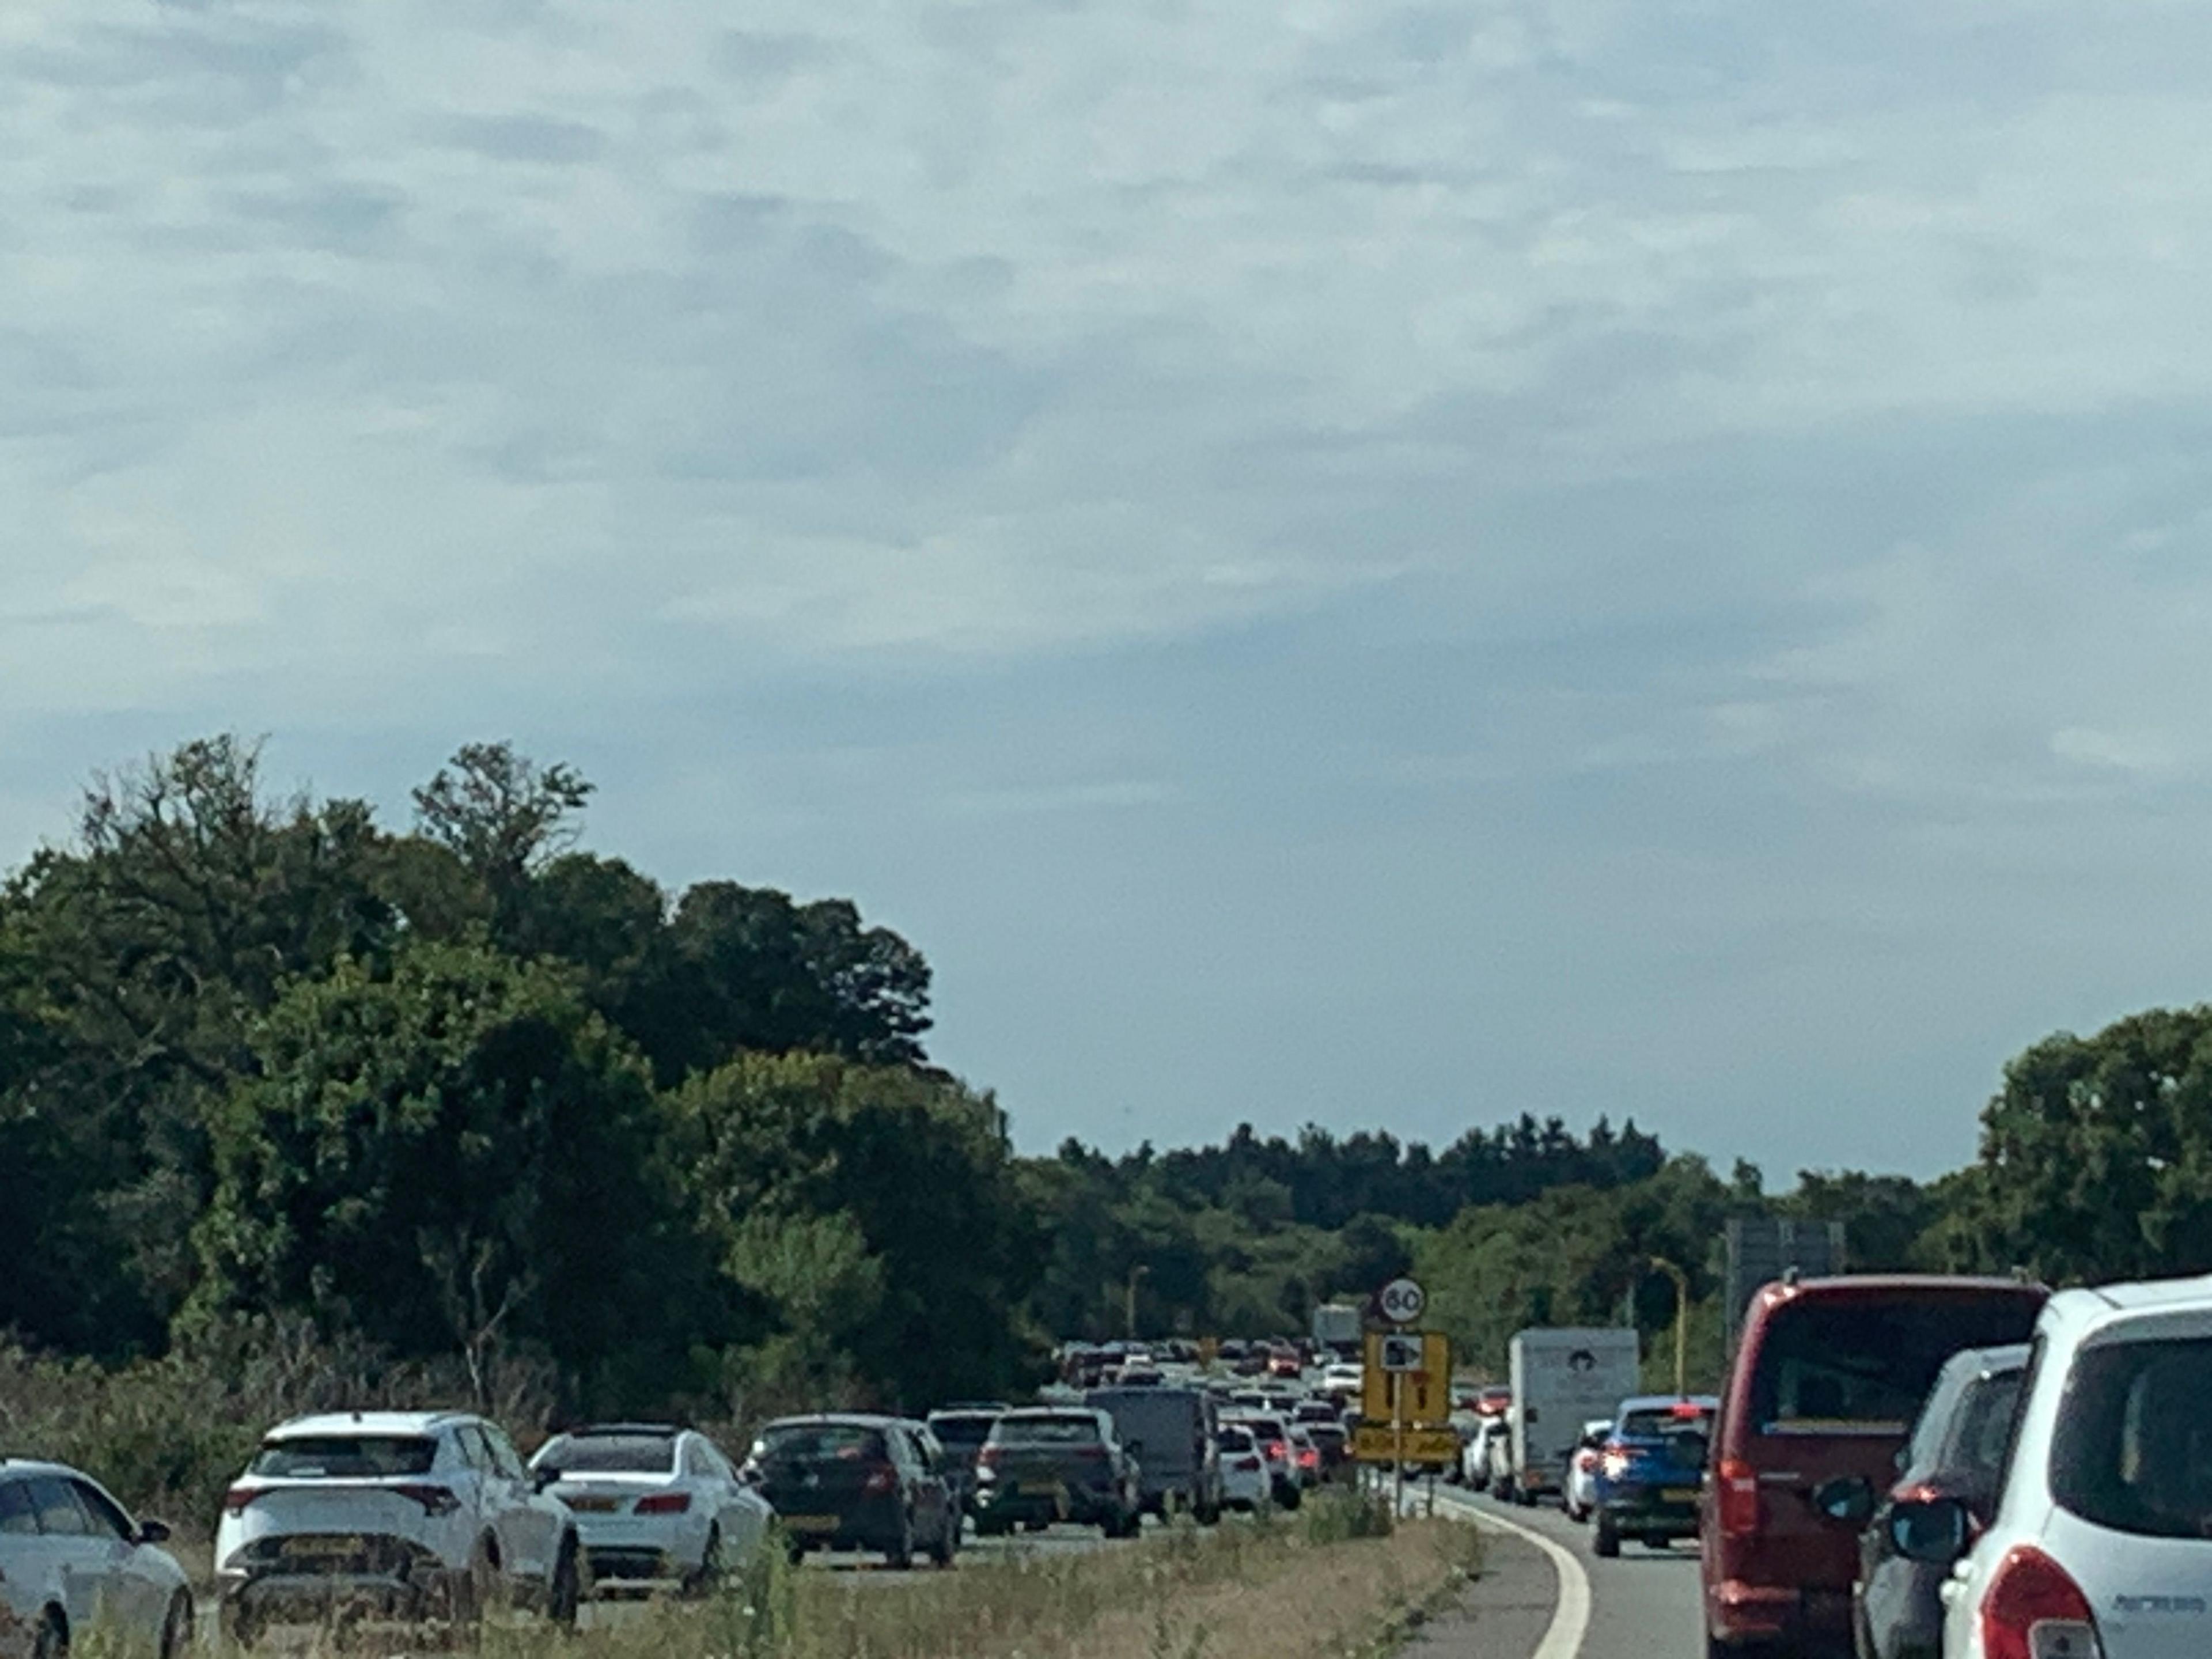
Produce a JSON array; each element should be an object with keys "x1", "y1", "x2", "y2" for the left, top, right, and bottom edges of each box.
[
  {"x1": 1599, "y1": 1484, "x2": 1702, "y2": 1537},
  {"x1": 218, "y1": 1567, "x2": 465, "y2": 1625},
  {"x1": 772, "y1": 1494, "x2": 906, "y2": 1552},
  {"x1": 1706, "y1": 1577, "x2": 1854, "y2": 1646},
  {"x1": 975, "y1": 1480, "x2": 1117, "y2": 1524}
]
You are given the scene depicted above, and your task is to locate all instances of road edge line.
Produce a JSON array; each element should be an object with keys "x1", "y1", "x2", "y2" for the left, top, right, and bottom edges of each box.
[{"x1": 1429, "y1": 1494, "x2": 1591, "y2": 1659}]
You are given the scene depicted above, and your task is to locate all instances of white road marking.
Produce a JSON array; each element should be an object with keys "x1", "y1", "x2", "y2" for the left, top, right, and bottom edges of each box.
[{"x1": 1431, "y1": 1493, "x2": 1592, "y2": 1659}]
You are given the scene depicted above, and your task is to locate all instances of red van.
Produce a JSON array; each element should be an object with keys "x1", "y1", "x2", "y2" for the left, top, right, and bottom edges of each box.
[{"x1": 1699, "y1": 1274, "x2": 2046, "y2": 1655}]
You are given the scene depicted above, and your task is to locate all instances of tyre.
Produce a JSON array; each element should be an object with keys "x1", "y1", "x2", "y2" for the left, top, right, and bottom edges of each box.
[
  {"x1": 1593, "y1": 1516, "x2": 1620, "y2": 1559},
  {"x1": 684, "y1": 1526, "x2": 724, "y2": 1599},
  {"x1": 884, "y1": 1513, "x2": 915, "y2": 1571},
  {"x1": 158, "y1": 1594, "x2": 193, "y2": 1659},
  {"x1": 547, "y1": 1537, "x2": 582, "y2": 1628},
  {"x1": 33, "y1": 1609, "x2": 67, "y2": 1659}
]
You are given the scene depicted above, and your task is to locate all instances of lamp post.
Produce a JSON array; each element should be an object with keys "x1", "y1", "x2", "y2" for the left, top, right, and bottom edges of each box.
[
  {"x1": 1649, "y1": 1257, "x2": 1690, "y2": 1397},
  {"x1": 1126, "y1": 1263, "x2": 1151, "y2": 1341}
]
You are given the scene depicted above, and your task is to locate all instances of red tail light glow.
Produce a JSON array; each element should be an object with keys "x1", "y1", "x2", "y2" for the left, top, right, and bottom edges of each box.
[
  {"x1": 1715, "y1": 1458, "x2": 1760, "y2": 1538},
  {"x1": 634, "y1": 1492, "x2": 692, "y2": 1516},
  {"x1": 1980, "y1": 1546, "x2": 2101, "y2": 1659},
  {"x1": 862, "y1": 1465, "x2": 897, "y2": 1495},
  {"x1": 224, "y1": 1486, "x2": 259, "y2": 1516},
  {"x1": 978, "y1": 1446, "x2": 1002, "y2": 1468}
]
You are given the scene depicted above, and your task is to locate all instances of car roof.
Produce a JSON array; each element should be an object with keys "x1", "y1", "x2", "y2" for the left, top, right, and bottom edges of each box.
[
  {"x1": 2040, "y1": 1276, "x2": 2212, "y2": 1342},
  {"x1": 1747, "y1": 1274, "x2": 2046, "y2": 1319},
  {"x1": 0, "y1": 1459, "x2": 82, "y2": 1480},
  {"x1": 763, "y1": 1413, "x2": 903, "y2": 1429},
  {"x1": 559, "y1": 1423, "x2": 684, "y2": 1438},
  {"x1": 267, "y1": 1411, "x2": 471, "y2": 1439}
]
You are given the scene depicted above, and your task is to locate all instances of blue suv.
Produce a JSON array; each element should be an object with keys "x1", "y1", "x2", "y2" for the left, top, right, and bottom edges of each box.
[{"x1": 1591, "y1": 1394, "x2": 1718, "y2": 1558}]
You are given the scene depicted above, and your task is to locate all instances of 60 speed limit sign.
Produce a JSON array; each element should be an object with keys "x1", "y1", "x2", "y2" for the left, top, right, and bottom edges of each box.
[{"x1": 1378, "y1": 1277, "x2": 1426, "y2": 1325}]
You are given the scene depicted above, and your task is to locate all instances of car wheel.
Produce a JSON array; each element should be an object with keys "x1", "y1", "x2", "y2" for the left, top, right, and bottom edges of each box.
[
  {"x1": 32, "y1": 1609, "x2": 67, "y2": 1659},
  {"x1": 1593, "y1": 1516, "x2": 1620, "y2": 1559},
  {"x1": 548, "y1": 1537, "x2": 582, "y2": 1628},
  {"x1": 884, "y1": 1513, "x2": 915, "y2": 1571},
  {"x1": 685, "y1": 1526, "x2": 724, "y2": 1599},
  {"x1": 157, "y1": 1593, "x2": 194, "y2": 1659}
]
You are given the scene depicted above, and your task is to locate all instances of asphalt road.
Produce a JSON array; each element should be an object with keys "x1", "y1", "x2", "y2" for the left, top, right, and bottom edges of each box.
[{"x1": 1435, "y1": 1490, "x2": 1706, "y2": 1659}]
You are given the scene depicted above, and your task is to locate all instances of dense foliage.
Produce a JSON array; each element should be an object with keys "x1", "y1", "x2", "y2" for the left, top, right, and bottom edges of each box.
[{"x1": 7, "y1": 734, "x2": 2212, "y2": 1453}]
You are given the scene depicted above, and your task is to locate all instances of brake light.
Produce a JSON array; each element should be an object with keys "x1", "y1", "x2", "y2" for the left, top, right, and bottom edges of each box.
[
  {"x1": 1263, "y1": 1441, "x2": 1286, "y2": 1462},
  {"x1": 224, "y1": 1486, "x2": 260, "y2": 1517},
  {"x1": 634, "y1": 1492, "x2": 692, "y2": 1516},
  {"x1": 978, "y1": 1446, "x2": 1002, "y2": 1468},
  {"x1": 1298, "y1": 1449, "x2": 1319, "y2": 1468},
  {"x1": 1715, "y1": 1458, "x2": 1760, "y2": 1538},
  {"x1": 1601, "y1": 1446, "x2": 1636, "y2": 1480},
  {"x1": 393, "y1": 1485, "x2": 461, "y2": 1517},
  {"x1": 1980, "y1": 1546, "x2": 2101, "y2": 1659},
  {"x1": 862, "y1": 1465, "x2": 897, "y2": 1495}
]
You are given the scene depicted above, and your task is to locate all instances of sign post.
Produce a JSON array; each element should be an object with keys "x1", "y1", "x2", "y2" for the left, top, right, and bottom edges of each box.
[{"x1": 1378, "y1": 1278, "x2": 1423, "y2": 1516}]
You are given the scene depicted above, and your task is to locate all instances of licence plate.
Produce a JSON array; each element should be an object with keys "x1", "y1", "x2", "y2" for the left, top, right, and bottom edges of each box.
[
  {"x1": 1662, "y1": 1488, "x2": 1698, "y2": 1503},
  {"x1": 281, "y1": 1536, "x2": 364, "y2": 1558},
  {"x1": 566, "y1": 1497, "x2": 621, "y2": 1513},
  {"x1": 785, "y1": 1515, "x2": 840, "y2": 1535}
]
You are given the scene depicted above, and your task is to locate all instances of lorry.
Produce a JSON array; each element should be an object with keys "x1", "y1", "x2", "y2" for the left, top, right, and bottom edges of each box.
[
  {"x1": 1309, "y1": 1302, "x2": 1363, "y2": 1354},
  {"x1": 1499, "y1": 1326, "x2": 1641, "y2": 1505}
]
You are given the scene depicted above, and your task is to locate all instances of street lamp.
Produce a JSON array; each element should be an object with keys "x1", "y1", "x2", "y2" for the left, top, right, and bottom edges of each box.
[
  {"x1": 1649, "y1": 1257, "x2": 1690, "y2": 1397},
  {"x1": 1126, "y1": 1263, "x2": 1151, "y2": 1341}
]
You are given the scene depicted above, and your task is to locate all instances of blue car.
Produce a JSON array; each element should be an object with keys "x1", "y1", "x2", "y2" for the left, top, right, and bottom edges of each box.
[{"x1": 1590, "y1": 1393, "x2": 1718, "y2": 1558}]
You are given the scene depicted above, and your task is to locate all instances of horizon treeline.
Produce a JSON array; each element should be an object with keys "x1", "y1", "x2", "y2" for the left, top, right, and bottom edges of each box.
[{"x1": 4, "y1": 736, "x2": 2206, "y2": 1427}]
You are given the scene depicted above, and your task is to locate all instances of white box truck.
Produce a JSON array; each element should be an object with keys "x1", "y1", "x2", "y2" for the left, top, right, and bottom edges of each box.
[
  {"x1": 1501, "y1": 1326, "x2": 1641, "y2": 1505},
  {"x1": 1309, "y1": 1302, "x2": 1362, "y2": 1354}
]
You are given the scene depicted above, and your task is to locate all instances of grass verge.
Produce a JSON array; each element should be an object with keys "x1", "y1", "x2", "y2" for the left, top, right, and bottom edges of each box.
[{"x1": 496, "y1": 1494, "x2": 1482, "y2": 1659}]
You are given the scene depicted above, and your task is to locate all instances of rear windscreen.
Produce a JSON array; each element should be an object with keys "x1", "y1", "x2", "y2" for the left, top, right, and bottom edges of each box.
[
  {"x1": 249, "y1": 1437, "x2": 438, "y2": 1478},
  {"x1": 535, "y1": 1434, "x2": 677, "y2": 1474},
  {"x1": 1750, "y1": 1296, "x2": 2042, "y2": 1434},
  {"x1": 927, "y1": 1416, "x2": 997, "y2": 1447},
  {"x1": 1217, "y1": 1428, "x2": 1254, "y2": 1452},
  {"x1": 2051, "y1": 1336, "x2": 2212, "y2": 1540},
  {"x1": 761, "y1": 1425, "x2": 885, "y2": 1463},
  {"x1": 1619, "y1": 1407, "x2": 1714, "y2": 1440},
  {"x1": 991, "y1": 1416, "x2": 1103, "y2": 1446}
]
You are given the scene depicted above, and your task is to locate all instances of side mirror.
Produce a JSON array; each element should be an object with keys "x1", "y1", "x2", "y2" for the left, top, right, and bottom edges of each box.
[
  {"x1": 1812, "y1": 1476, "x2": 1876, "y2": 1528},
  {"x1": 135, "y1": 1520, "x2": 173, "y2": 1547},
  {"x1": 1889, "y1": 1496, "x2": 1971, "y2": 1564}
]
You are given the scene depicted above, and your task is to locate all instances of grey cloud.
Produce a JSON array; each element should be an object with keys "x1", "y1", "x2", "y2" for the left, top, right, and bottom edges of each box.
[{"x1": 437, "y1": 113, "x2": 608, "y2": 166}]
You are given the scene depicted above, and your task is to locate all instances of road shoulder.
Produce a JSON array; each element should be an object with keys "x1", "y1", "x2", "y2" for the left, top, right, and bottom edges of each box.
[{"x1": 1399, "y1": 1526, "x2": 1559, "y2": 1659}]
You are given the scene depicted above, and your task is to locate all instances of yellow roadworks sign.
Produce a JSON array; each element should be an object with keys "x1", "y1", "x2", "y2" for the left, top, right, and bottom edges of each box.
[
  {"x1": 1352, "y1": 1425, "x2": 1460, "y2": 1465},
  {"x1": 1361, "y1": 1331, "x2": 1453, "y2": 1424}
]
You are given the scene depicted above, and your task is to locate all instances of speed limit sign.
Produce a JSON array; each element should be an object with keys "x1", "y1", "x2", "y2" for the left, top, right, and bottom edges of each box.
[{"x1": 1378, "y1": 1277, "x2": 1426, "y2": 1325}]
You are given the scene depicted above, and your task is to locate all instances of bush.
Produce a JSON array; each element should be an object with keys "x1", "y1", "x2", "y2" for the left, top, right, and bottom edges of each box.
[{"x1": 1299, "y1": 1487, "x2": 1397, "y2": 1544}]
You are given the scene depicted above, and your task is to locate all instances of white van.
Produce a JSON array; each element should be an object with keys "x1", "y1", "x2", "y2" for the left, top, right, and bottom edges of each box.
[{"x1": 1502, "y1": 1328, "x2": 1641, "y2": 1505}]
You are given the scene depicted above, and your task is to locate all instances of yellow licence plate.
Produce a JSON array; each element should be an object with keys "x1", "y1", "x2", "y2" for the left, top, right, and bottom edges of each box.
[
  {"x1": 786, "y1": 1515, "x2": 840, "y2": 1535},
  {"x1": 1662, "y1": 1488, "x2": 1698, "y2": 1502},
  {"x1": 282, "y1": 1536, "x2": 364, "y2": 1557},
  {"x1": 565, "y1": 1497, "x2": 622, "y2": 1513}
]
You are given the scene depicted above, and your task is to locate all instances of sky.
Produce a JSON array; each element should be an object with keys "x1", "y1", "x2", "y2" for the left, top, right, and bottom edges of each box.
[{"x1": 7, "y1": 0, "x2": 2212, "y2": 1180}]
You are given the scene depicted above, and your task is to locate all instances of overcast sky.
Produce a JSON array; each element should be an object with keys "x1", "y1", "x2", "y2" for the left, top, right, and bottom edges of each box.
[{"x1": 7, "y1": 0, "x2": 2212, "y2": 1180}]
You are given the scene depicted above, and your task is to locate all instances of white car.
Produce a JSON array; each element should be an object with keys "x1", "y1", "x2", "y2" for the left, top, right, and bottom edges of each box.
[
  {"x1": 1563, "y1": 1419, "x2": 1612, "y2": 1522},
  {"x1": 0, "y1": 1459, "x2": 192, "y2": 1659},
  {"x1": 216, "y1": 1411, "x2": 582, "y2": 1643},
  {"x1": 1320, "y1": 1362, "x2": 1365, "y2": 1401},
  {"x1": 1463, "y1": 1418, "x2": 1507, "y2": 1491},
  {"x1": 1215, "y1": 1426, "x2": 1272, "y2": 1512},
  {"x1": 529, "y1": 1424, "x2": 771, "y2": 1596},
  {"x1": 1931, "y1": 1277, "x2": 2212, "y2": 1659}
]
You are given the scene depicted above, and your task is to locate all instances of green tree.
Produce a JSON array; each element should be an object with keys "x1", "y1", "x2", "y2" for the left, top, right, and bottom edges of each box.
[{"x1": 194, "y1": 942, "x2": 714, "y2": 1409}]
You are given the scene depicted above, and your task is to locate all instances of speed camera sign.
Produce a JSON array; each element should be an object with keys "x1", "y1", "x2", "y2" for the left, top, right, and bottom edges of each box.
[{"x1": 1378, "y1": 1277, "x2": 1426, "y2": 1325}]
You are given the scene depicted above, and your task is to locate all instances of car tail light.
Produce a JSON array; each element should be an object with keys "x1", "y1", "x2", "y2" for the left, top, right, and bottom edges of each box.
[
  {"x1": 1298, "y1": 1448, "x2": 1319, "y2": 1469},
  {"x1": 224, "y1": 1486, "x2": 260, "y2": 1517},
  {"x1": 1264, "y1": 1441, "x2": 1286, "y2": 1462},
  {"x1": 1981, "y1": 1546, "x2": 2101, "y2": 1659},
  {"x1": 862, "y1": 1465, "x2": 897, "y2": 1495},
  {"x1": 978, "y1": 1446, "x2": 1002, "y2": 1468},
  {"x1": 634, "y1": 1492, "x2": 692, "y2": 1516},
  {"x1": 393, "y1": 1485, "x2": 462, "y2": 1517},
  {"x1": 1601, "y1": 1446, "x2": 1636, "y2": 1480},
  {"x1": 1715, "y1": 1458, "x2": 1760, "y2": 1538}
]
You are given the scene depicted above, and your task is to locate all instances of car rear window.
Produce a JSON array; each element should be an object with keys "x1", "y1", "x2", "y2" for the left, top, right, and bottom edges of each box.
[
  {"x1": 249, "y1": 1437, "x2": 439, "y2": 1478},
  {"x1": 927, "y1": 1415, "x2": 998, "y2": 1447},
  {"x1": 1619, "y1": 1406, "x2": 1715, "y2": 1439},
  {"x1": 536, "y1": 1434, "x2": 677, "y2": 1474},
  {"x1": 1217, "y1": 1427, "x2": 1255, "y2": 1452},
  {"x1": 2051, "y1": 1335, "x2": 2212, "y2": 1540},
  {"x1": 1946, "y1": 1372, "x2": 2027, "y2": 1477},
  {"x1": 991, "y1": 1416, "x2": 1103, "y2": 1446},
  {"x1": 1749, "y1": 1296, "x2": 2042, "y2": 1434},
  {"x1": 760, "y1": 1424, "x2": 887, "y2": 1463}
]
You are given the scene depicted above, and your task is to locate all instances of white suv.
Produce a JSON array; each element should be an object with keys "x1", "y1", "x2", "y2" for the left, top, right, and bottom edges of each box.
[
  {"x1": 215, "y1": 1411, "x2": 581, "y2": 1643},
  {"x1": 1922, "y1": 1278, "x2": 2212, "y2": 1659}
]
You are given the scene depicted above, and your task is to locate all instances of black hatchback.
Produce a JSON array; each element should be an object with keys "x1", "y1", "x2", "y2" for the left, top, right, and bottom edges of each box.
[
  {"x1": 747, "y1": 1415, "x2": 959, "y2": 1570},
  {"x1": 1852, "y1": 1343, "x2": 2030, "y2": 1659}
]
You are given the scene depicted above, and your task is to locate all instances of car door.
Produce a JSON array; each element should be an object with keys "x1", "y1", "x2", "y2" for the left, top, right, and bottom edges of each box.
[
  {"x1": 477, "y1": 1424, "x2": 557, "y2": 1586},
  {"x1": 21, "y1": 1479, "x2": 137, "y2": 1642},
  {"x1": 0, "y1": 1479, "x2": 63, "y2": 1659},
  {"x1": 66, "y1": 1482, "x2": 168, "y2": 1642}
]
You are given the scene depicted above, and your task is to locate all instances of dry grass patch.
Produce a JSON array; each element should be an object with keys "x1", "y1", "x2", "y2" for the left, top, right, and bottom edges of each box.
[{"x1": 518, "y1": 1497, "x2": 1482, "y2": 1659}]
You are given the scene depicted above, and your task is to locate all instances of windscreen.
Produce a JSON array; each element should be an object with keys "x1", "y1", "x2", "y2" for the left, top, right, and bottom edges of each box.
[
  {"x1": 991, "y1": 1415, "x2": 1103, "y2": 1446},
  {"x1": 760, "y1": 1423, "x2": 886, "y2": 1463},
  {"x1": 2051, "y1": 1335, "x2": 2212, "y2": 1540},
  {"x1": 1749, "y1": 1294, "x2": 2043, "y2": 1434},
  {"x1": 249, "y1": 1437, "x2": 438, "y2": 1478},
  {"x1": 1217, "y1": 1427, "x2": 1254, "y2": 1452},
  {"x1": 536, "y1": 1434, "x2": 677, "y2": 1474}
]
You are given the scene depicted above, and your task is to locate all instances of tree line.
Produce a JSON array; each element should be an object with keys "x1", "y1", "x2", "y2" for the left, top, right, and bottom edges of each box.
[{"x1": 4, "y1": 734, "x2": 2209, "y2": 1422}]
